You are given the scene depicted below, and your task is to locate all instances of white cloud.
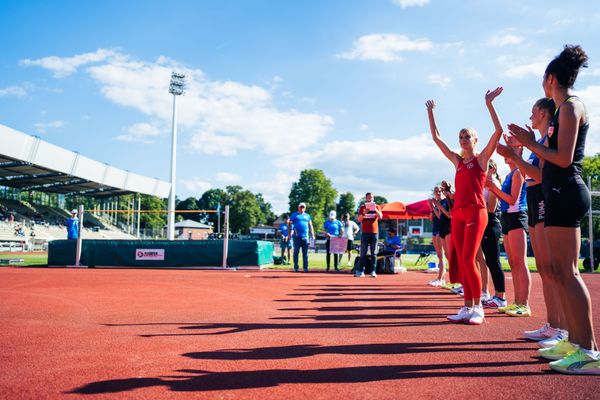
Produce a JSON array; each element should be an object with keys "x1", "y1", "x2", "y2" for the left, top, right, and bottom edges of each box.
[
  {"x1": 0, "y1": 85, "x2": 27, "y2": 97},
  {"x1": 575, "y1": 85, "x2": 600, "y2": 155},
  {"x1": 271, "y1": 133, "x2": 454, "y2": 205},
  {"x1": 486, "y1": 30, "x2": 525, "y2": 47},
  {"x1": 33, "y1": 120, "x2": 64, "y2": 133},
  {"x1": 497, "y1": 56, "x2": 546, "y2": 79},
  {"x1": 115, "y1": 122, "x2": 162, "y2": 143},
  {"x1": 24, "y1": 49, "x2": 334, "y2": 156},
  {"x1": 272, "y1": 75, "x2": 283, "y2": 82},
  {"x1": 181, "y1": 178, "x2": 212, "y2": 195},
  {"x1": 20, "y1": 48, "x2": 121, "y2": 78},
  {"x1": 215, "y1": 172, "x2": 241, "y2": 183},
  {"x1": 359, "y1": 123, "x2": 369, "y2": 131},
  {"x1": 247, "y1": 172, "x2": 296, "y2": 212},
  {"x1": 392, "y1": 0, "x2": 430, "y2": 8},
  {"x1": 337, "y1": 34, "x2": 433, "y2": 62},
  {"x1": 427, "y1": 73, "x2": 452, "y2": 88}
]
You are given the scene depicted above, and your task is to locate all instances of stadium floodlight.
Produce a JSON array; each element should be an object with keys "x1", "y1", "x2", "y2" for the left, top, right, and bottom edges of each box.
[{"x1": 167, "y1": 71, "x2": 186, "y2": 240}]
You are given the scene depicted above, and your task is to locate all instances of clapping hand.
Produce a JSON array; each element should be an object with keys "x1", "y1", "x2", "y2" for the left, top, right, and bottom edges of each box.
[{"x1": 508, "y1": 123, "x2": 536, "y2": 148}]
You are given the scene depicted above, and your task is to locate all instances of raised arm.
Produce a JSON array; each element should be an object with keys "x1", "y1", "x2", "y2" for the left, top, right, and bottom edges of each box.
[
  {"x1": 426, "y1": 100, "x2": 461, "y2": 168},
  {"x1": 478, "y1": 87, "x2": 504, "y2": 170},
  {"x1": 509, "y1": 100, "x2": 582, "y2": 168},
  {"x1": 487, "y1": 170, "x2": 525, "y2": 206}
]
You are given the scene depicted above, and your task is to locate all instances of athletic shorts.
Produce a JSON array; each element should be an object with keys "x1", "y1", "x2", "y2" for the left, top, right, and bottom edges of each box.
[
  {"x1": 346, "y1": 239, "x2": 354, "y2": 251},
  {"x1": 280, "y1": 238, "x2": 292, "y2": 249},
  {"x1": 439, "y1": 221, "x2": 451, "y2": 239},
  {"x1": 543, "y1": 175, "x2": 590, "y2": 228},
  {"x1": 526, "y1": 184, "x2": 545, "y2": 227},
  {"x1": 501, "y1": 211, "x2": 528, "y2": 235}
]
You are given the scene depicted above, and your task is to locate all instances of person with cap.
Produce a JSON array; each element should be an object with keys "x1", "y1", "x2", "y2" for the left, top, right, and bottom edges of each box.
[
  {"x1": 66, "y1": 209, "x2": 79, "y2": 240},
  {"x1": 323, "y1": 210, "x2": 344, "y2": 272},
  {"x1": 341, "y1": 213, "x2": 360, "y2": 266},
  {"x1": 288, "y1": 202, "x2": 315, "y2": 272}
]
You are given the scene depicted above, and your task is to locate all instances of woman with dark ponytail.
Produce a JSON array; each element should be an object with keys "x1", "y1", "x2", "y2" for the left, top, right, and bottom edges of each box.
[{"x1": 509, "y1": 45, "x2": 598, "y2": 375}]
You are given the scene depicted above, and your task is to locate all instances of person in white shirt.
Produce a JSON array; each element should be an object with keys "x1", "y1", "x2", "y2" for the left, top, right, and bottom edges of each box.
[{"x1": 341, "y1": 213, "x2": 359, "y2": 266}]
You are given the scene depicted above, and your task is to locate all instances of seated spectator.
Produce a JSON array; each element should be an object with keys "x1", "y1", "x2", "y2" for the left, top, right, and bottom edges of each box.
[{"x1": 378, "y1": 228, "x2": 403, "y2": 257}]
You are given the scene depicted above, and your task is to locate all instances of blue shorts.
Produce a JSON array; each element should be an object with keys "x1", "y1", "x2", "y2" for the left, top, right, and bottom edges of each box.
[{"x1": 280, "y1": 239, "x2": 292, "y2": 249}]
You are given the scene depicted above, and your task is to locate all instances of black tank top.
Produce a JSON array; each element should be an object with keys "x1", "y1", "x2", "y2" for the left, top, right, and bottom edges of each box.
[{"x1": 542, "y1": 95, "x2": 589, "y2": 181}]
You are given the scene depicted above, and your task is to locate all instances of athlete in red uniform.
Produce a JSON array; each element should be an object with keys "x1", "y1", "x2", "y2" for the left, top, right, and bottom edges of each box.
[{"x1": 426, "y1": 87, "x2": 504, "y2": 325}]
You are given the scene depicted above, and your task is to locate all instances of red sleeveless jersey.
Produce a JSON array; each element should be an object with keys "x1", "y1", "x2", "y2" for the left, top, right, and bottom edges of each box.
[{"x1": 454, "y1": 156, "x2": 486, "y2": 209}]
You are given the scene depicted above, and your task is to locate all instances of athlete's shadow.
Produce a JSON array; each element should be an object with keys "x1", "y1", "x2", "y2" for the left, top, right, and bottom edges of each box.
[
  {"x1": 182, "y1": 340, "x2": 534, "y2": 360},
  {"x1": 68, "y1": 360, "x2": 547, "y2": 395},
  {"x1": 124, "y1": 320, "x2": 451, "y2": 337}
]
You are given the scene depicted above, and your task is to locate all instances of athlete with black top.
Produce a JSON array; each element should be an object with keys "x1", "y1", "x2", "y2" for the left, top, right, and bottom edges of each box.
[
  {"x1": 509, "y1": 45, "x2": 598, "y2": 374},
  {"x1": 498, "y1": 98, "x2": 568, "y2": 347},
  {"x1": 427, "y1": 186, "x2": 446, "y2": 287}
]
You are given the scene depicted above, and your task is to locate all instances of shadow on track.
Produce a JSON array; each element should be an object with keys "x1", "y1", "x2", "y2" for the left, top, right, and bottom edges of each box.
[
  {"x1": 68, "y1": 361, "x2": 547, "y2": 395},
  {"x1": 182, "y1": 341, "x2": 536, "y2": 360}
]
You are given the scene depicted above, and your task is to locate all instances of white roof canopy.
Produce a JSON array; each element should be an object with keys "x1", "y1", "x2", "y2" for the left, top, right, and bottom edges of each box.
[{"x1": 0, "y1": 123, "x2": 170, "y2": 198}]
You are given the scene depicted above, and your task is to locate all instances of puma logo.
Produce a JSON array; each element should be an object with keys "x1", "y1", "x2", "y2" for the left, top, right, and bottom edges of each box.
[
  {"x1": 466, "y1": 223, "x2": 475, "y2": 227},
  {"x1": 552, "y1": 187, "x2": 561, "y2": 194}
]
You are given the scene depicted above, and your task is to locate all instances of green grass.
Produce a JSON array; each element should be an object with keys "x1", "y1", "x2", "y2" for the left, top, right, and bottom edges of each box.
[
  {"x1": 0, "y1": 250, "x2": 590, "y2": 272},
  {"x1": 0, "y1": 253, "x2": 48, "y2": 266},
  {"x1": 267, "y1": 251, "x2": 590, "y2": 272}
]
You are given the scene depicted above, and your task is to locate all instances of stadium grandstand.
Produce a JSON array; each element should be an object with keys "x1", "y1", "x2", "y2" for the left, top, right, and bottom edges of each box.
[{"x1": 0, "y1": 123, "x2": 170, "y2": 251}]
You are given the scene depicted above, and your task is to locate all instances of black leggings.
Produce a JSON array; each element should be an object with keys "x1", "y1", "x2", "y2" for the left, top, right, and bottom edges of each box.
[{"x1": 481, "y1": 212, "x2": 505, "y2": 293}]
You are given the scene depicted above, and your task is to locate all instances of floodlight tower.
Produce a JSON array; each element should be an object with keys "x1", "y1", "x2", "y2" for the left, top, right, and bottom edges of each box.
[{"x1": 167, "y1": 71, "x2": 186, "y2": 240}]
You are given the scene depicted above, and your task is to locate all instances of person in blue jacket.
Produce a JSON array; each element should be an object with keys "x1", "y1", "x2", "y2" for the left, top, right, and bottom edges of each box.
[
  {"x1": 323, "y1": 210, "x2": 343, "y2": 272},
  {"x1": 66, "y1": 209, "x2": 79, "y2": 240},
  {"x1": 288, "y1": 203, "x2": 315, "y2": 272}
]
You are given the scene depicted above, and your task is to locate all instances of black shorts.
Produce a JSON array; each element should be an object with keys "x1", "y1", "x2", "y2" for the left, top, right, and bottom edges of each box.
[
  {"x1": 346, "y1": 239, "x2": 354, "y2": 251},
  {"x1": 543, "y1": 175, "x2": 590, "y2": 228},
  {"x1": 439, "y1": 221, "x2": 451, "y2": 238},
  {"x1": 526, "y1": 184, "x2": 545, "y2": 227},
  {"x1": 501, "y1": 211, "x2": 528, "y2": 235}
]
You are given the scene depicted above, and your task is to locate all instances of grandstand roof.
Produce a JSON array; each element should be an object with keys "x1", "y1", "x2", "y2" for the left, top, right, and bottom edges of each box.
[{"x1": 0, "y1": 123, "x2": 170, "y2": 198}]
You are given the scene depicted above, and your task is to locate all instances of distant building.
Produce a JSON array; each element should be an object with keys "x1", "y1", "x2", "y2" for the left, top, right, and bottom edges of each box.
[
  {"x1": 249, "y1": 224, "x2": 276, "y2": 239},
  {"x1": 173, "y1": 219, "x2": 213, "y2": 240}
]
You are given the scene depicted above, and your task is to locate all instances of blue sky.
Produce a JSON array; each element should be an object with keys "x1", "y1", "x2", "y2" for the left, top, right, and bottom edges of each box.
[{"x1": 1, "y1": 0, "x2": 599, "y2": 213}]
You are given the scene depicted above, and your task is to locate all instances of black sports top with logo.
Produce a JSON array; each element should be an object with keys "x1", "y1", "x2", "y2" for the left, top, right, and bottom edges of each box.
[
  {"x1": 542, "y1": 95, "x2": 589, "y2": 181},
  {"x1": 541, "y1": 95, "x2": 590, "y2": 228}
]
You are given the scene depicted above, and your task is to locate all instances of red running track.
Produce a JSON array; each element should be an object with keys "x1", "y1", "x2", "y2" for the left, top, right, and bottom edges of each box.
[{"x1": 0, "y1": 267, "x2": 598, "y2": 399}]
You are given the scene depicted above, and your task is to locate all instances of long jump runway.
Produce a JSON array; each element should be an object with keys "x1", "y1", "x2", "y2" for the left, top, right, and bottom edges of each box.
[{"x1": 0, "y1": 267, "x2": 597, "y2": 399}]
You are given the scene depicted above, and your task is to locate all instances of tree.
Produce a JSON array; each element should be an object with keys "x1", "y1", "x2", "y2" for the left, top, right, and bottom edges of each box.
[
  {"x1": 229, "y1": 190, "x2": 262, "y2": 233},
  {"x1": 139, "y1": 195, "x2": 167, "y2": 230},
  {"x1": 336, "y1": 192, "x2": 356, "y2": 218},
  {"x1": 357, "y1": 195, "x2": 388, "y2": 211},
  {"x1": 197, "y1": 188, "x2": 229, "y2": 228},
  {"x1": 288, "y1": 169, "x2": 337, "y2": 231},
  {"x1": 255, "y1": 193, "x2": 276, "y2": 225},
  {"x1": 176, "y1": 197, "x2": 199, "y2": 222}
]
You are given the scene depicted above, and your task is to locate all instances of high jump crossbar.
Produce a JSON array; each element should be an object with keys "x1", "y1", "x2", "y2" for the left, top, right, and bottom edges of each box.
[{"x1": 87, "y1": 209, "x2": 219, "y2": 213}]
